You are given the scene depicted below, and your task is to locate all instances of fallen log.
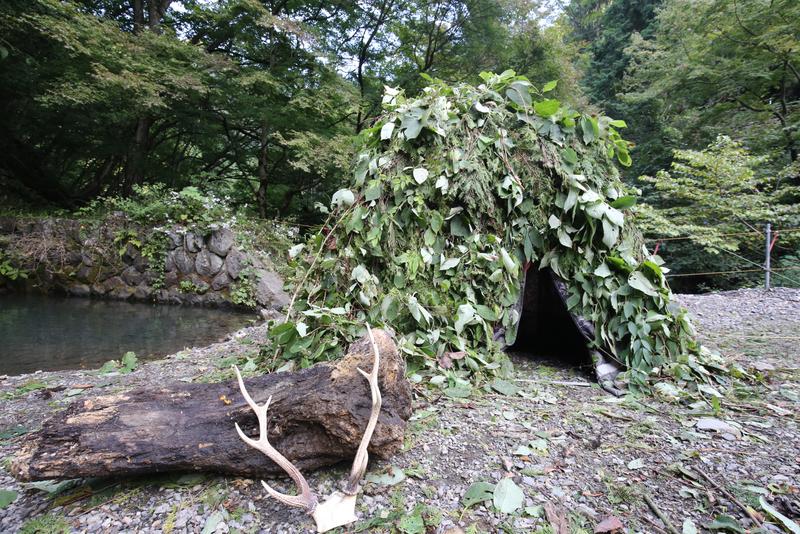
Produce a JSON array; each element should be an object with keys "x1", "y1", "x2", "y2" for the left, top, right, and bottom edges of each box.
[{"x1": 11, "y1": 328, "x2": 412, "y2": 481}]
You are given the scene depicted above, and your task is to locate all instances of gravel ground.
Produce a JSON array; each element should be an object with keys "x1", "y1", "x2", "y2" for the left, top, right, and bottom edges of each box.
[{"x1": 0, "y1": 288, "x2": 798, "y2": 533}]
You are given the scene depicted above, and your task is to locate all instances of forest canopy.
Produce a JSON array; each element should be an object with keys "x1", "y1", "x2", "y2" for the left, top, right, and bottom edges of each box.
[{"x1": 0, "y1": 0, "x2": 798, "y2": 290}]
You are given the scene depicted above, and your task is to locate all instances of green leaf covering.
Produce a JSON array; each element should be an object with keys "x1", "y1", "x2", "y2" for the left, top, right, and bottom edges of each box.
[
  {"x1": 760, "y1": 497, "x2": 800, "y2": 534},
  {"x1": 611, "y1": 195, "x2": 637, "y2": 210},
  {"x1": 534, "y1": 98, "x2": 560, "y2": 118},
  {"x1": 120, "y1": 351, "x2": 138, "y2": 373},
  {"x1": 542, "y1": 80, "x2": 558, "y2": 93},
  {"x1": 274, "y1": 71, "x2": 722, "y2": 388}
]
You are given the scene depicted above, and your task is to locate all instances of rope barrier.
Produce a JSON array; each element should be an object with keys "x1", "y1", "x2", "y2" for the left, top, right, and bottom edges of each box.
[
  {"x1": 715, "y1": 247, "x2": 800, "y2": 286},
  {"x1": 644, "y1": 227, "x2": 800, "y2": 243},
  {"x1": 666, "y1": 266, "x2": 800, "y2": 278},
  {"x1": 704, "y1": 333, "x2": 800, "y2": 340}
]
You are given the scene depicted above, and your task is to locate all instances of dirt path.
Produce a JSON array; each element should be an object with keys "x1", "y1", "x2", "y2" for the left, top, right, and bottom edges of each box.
[{"x1": 1, "y1": 289, "x2": 798, "y2": 533}]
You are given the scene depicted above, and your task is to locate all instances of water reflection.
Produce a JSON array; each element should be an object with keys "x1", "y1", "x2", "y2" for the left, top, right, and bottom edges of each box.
[{"x1": 0, "y1": 294, "x2": 253, "y2": 375}]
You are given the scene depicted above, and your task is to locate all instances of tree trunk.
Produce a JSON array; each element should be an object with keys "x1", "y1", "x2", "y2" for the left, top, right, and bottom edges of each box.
[
  {"x1": 122, "y1": 0, "x2": 169, "y2": 193},
  {"x1": 122, "y1": 115, "x2": 152, "y2": 194},
  {"x1": 132, "y1": 0, "x2": 144, "y2": 33},
  {"x1": 256, "y1": 122, "x2": 269, "y2": 218},
  {"x1": 11, "y1": 329, "x2": 412, "y2": 482}
]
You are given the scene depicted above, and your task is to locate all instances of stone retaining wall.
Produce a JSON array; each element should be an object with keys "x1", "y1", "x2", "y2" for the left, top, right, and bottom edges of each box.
[{"x1": 0, "y1": 216, "x2": 289, "y2": 310}]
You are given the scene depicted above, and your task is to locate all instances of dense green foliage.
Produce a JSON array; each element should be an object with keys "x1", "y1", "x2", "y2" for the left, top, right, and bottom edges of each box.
[
  {"x1": 622, "y1": 0, "x2": 800, "y2": 179},
  {"x1": 268, "y1": 73, "x2": 719, "y2": 389},
  {"x1": 560, "y1": 0, "x2": 799, "y2": 290},
  {"x1": 0, "y1": 0, "x2": 578, "y2": 222},
  {"x1": 1, "y1": 0, "x2": 798, "y2": 292},
  {"x1": 638, "y1": 137, "x2": 799, "y2": 251}
]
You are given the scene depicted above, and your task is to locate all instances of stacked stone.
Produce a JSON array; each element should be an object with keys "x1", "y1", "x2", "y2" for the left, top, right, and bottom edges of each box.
[{"x1": 0, "y1": 217, "x2": 288, "y2": 310}]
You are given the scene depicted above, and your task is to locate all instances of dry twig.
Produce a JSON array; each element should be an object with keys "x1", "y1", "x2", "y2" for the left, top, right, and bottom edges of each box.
[
  {"x1": 695, "y1": 469, "x2": 763, "y2": 527},
  {"x1": 643, "y1": 493, "x2": 680, "y2": 534}
]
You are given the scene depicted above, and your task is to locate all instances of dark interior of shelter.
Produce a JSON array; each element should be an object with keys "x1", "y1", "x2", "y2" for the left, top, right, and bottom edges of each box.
[{"x1": 509, "y1": 267, "x2": 593, "y2": 367}]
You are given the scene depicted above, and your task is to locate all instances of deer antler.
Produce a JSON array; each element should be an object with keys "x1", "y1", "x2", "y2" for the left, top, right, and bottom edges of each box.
[
  {"x1": 233, "y1": 367, "x2": 318, "y2": 512},
  {"x1": 344, "y1": 324, "x2": 382, "y2": 494},
  {"x1": 233, "y1": 324, "x2": 383, "y2": 533}
]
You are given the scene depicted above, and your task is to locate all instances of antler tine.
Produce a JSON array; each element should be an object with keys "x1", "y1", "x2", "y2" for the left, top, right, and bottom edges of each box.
[
  {"x1": 233, "y1": 366, "x2": 318, "y2": 513},
  {"x1": 344, "y1": 324, "x2": 383, "y2": 495}
]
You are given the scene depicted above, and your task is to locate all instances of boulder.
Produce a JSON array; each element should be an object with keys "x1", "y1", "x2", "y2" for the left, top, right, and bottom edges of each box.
[
  {"x1": 67, "y1": 284, "x2": 91, "y2": 298},
  {"x1": 104, "y1": 275, "x2": 125, "y2": 290},
  {"x1": 254, "y1": 269, "x2": 290, "y2": 309},
  {"x1": 65, "y1": 250, "x2": 83, "y2": 267},
  {"x1": 75, "y1": 264, "x2": 101, "y2": 284},
  {"x1": 156, "y1": 289, "x2": 183, "y2": 305},
  {"x1": 164, "y1": 250, "x2": 176, "y2": 272},
  {"x1": 163, "y1": 270, "x2": 179, "y2": 288},
  {"x1": 195, "y1": 250, "x2": 223, "y2": 277},
  {"x1": 174, "y1": 249, "x2": 194, "y2": 275},
  {"x1": 91, "y1": 283, "x2": 108, "y2": 296},
  {"x1": 122, "y1": 266, "x2": 143, "y2": 286},
  {"x1": 105, "y1": 276, "x2": 134, "y2": 300},
  {"x1": 208, "y1": 227, "x2": 234, "y2": 256},
  {"x1": 211, "y1": 271, "x2": 231, "y2": 291},
  {"x1": 133, "y1": 285, "x2": 152, "y2": 300},
  {"x1": 203, "y1": 292, "x2": 225, "y2": 307},
  {"x1": 80, "y1": 251, "x2": 94, "y2": 267},
  {"x1": 165, "y1": 230, "x2": 183, "y2": 250},
  {"x1": 188, "y1": 273, "x2": 210, "y2": 294},
  {"x1": 185, "y1": 232, "x2": 203, "y2": 253},
  {"x1": 133, "y1": 251, "x2": 147, "y2": 273},
  {"x1": 121, "y1": 243, "x2": 140, "y2": 266},
  {"x1": 225, "y1": 248, "x2": 246, "y2": 279}
]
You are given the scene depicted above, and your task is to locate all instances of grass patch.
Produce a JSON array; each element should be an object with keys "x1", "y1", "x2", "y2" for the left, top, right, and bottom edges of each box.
[
  {"x1": 19, "y1": 513, "x2": 71, "y2": 534},
  {"x1": 1, "y1": 381, "x2": 48, "y2": 400}
]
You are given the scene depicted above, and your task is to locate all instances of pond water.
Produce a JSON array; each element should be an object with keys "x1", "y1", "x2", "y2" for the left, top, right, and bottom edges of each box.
[{"x1": 0, "y1": 294, "x2": 254, "y2": 375}]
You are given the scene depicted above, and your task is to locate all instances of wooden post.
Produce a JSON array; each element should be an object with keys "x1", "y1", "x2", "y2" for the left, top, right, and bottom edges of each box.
[{"x1": 765, "y1": 223, "x2": 771, "y2": 290}]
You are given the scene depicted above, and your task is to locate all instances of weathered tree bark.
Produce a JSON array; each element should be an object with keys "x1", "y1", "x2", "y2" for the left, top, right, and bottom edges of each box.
[{"x1": 11, "y1": 329, "x2": 412, "y2": 482}]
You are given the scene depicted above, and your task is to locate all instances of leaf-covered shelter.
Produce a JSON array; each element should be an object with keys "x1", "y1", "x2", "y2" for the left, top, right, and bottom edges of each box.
[{"x1": 273, "y1": 71, "x2": 721, "y2": 389}]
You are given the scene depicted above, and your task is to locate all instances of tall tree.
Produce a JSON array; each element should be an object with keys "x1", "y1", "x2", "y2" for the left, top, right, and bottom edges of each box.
[
  {"x1": 0, "y1": 0, "x2": 221, "y2": 204},
  {"x1": 622, "y1": 0, "x2": 800, "y2": 184},
  {"x1": 179, "y1": 0, "x2": 357, "y2": 218}
]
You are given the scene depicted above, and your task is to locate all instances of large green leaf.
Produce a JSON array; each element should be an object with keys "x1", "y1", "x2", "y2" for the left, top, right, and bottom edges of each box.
[
  {"x1": 610, "y1": 195, "x2": 636, "y2": 209},
  {"x1": 706, "y1": 515, "x2": 746, "y2": 533},
  {"x1": 562, "y1": 147, "x2": 578, "y2": 165},
  {"x1": 331, "y1": 188, "x2": 355, "y2": 208},
  {"x1": 629, "y1": 271, "x2": 658, "y2": 297},
  {"x1": 542, "y1": 80, "x2": 558, "y2": 92},
  {"x1": 462, "y1": 482, "x2": 495, "y2": 508},
  {"x1": 602, "y1": 218, "x2": 619, "y2": 248},
  {"x1": 0, "y1": 490, "x2": 17, "y2": 509},
  {"x1": 120, "y1": 351, "x2": 138, "y2": 373},
  {"x1": 380, "y1": 121, "x2": 395, "y2": 140},
  {"x1": 412, "y1": 168, "x2": 429, "y2": 184},
  {"x1": 760, "y1": 497, "x2": 800, "y2": 533},
  {"x1": 398, "y1": 509, "x2": 424, "y2": 534},
  {"x1": 534, "y1": 99, "x2": 560, "y2": 118},
  {"x1": 493, "y1": 478, "x2": 524, "y2": 514},
  {"x1": 506, "y1": 81, "x2": 531, "y2": 108}
]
